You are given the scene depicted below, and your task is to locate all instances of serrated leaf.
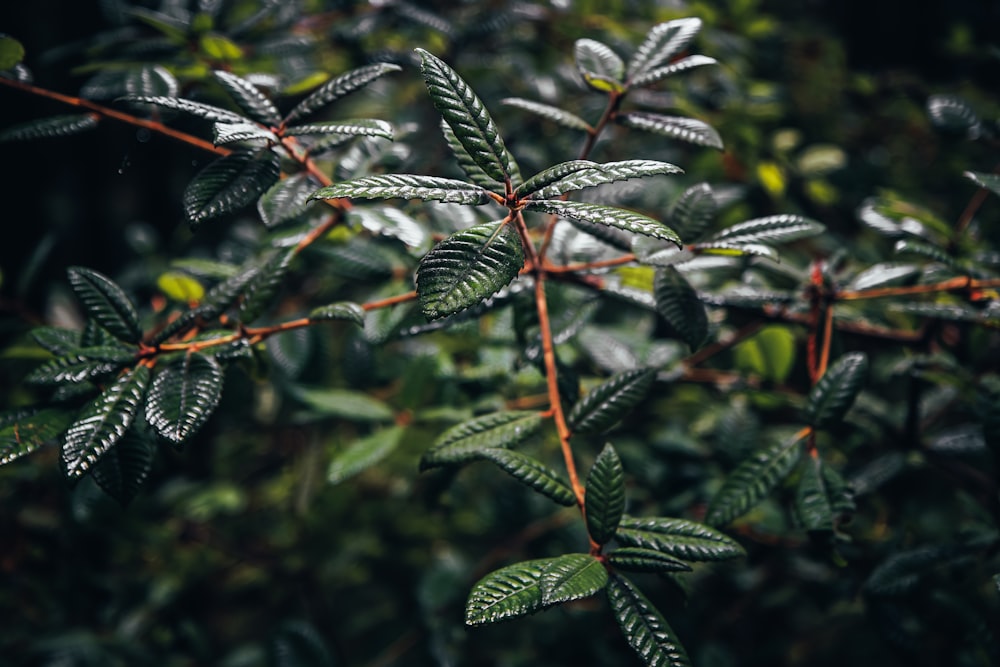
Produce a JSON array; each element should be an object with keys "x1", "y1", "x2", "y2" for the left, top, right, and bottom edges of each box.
[
  {"x1": 120, "y1": 95, "x2": 249, "y2": 124},
  {"x1": 569, "y1": 368, "x2": 655, "y2": 435},
  {"x1": 585, "y1": 443, "x2": 626, "y2": 544},
  {"x1": 705, "y1": 431, "x2": 807, "y2": 527},
  {"x1": 183, "y1": 150, "x2": 281, "y2": 227},
  {"x1": 258, "y1": 173, "x2": 321, "y2": 227},
  {"x1": 67, "y1": 266, "x2": 142, "y2": 343},
  {"x1": 328, "y1": 425, "x2": 405, "y2": 485},
  {"x1": 616, "y1": 516, "x2": 745, "y2": 562},
  {"x1": 807, "y1": 352, "x2": 869, "y2": 428},
  {"x1": 311, "y1": 174, "x2": 492, "y2": 205},
  {"x1": 574, "y1": 38, "x2": 625, "y2": 89},
  {"x1": 710, "y1": 215, "x2": 824, "y2": 245},
  {"x1": 439, "y1": 119, "x2": 500, "y2": 191},
  {"x1": 416, "y1": 48, "x2": 518, "y2": 185},
  {"x1": 846, "y1": 262, "x2": 922, "y2": 291},
  {"x1": 145, "y1": 353, "x2": 224, "y2": 445},
  {"x1": 282, "y1": 62, "x2": 401, "y2": 125},
  {"x1": 290, "y1": 386, "x2": 394, "y2": 422},
  {"x1": 284, "y1": 119, "x2": 393, "y2": 140},
  {"x1": 525, "y1": 160, "x2": 683, "y2": 200},
  {"x1": 631, "y1": 54, "x2": 717, "y2": 89},
  {"x1": 465, "y1": 558, "x2": 549, "y2": 625},
  {"x1": 607, "y1": 548, "x2": 692, "y2": 574},
  {"x1": 0, "y1": 114, "x2": 99, "y2": 142},
  {"x1": 539, "y1": 553, "x2": 607, "y2": 605},
  {"x1": 238, "y1": 247, "x2": 295, "y2": 322},
  {"x1": 693, "y1": 242, "x2": 780, "y2": 262},
  {"x1": 0, "y1": 408, "x2": 74, "y2": 466},
  {"x1": 607, "y1": 573, "x2": 692, "y2": 667},
  {"x1": 62, "y1": 365, "x2": 150, "y2": 478},
  {"x1": 501, "y1": 97, "x2": 592, "y2": 132},
  {"x1": 309, "y1": 301, "x2": 365, "y2": 326},
  {"x1": 926, "y1": 94, "x2": 981, "y2": 138},
  {"x1": 795, "y1": 455, "x2": 855, "y2": 533},
  {"x1": 669, "y1": 183, "x2": 716, "y2": 241},
  {"x1": 964, "y1": 171, "x2": 1000, "y2": 197},
  {"x1": 212, "y1": 121, "x2": 277, "y2": 146},
  {"x1": 516, "y1": 160, "x2": 603, "y2": 198},
  {"x1": 524, "y1": 200, "x2": 681, "y2": 246},
  {"x1": 617, "y1": 112, "x2": 722, "y2": 149},
  {"x1": 212, "y1": 69, "x2": 281, "y2": 125},
  {"x1": 26, "y1": 346, "x2": 135, "y2": 386},
  {"x1": 864, "y1": 544, "x2": 972, "y2": 597},
  {"x1": 627, "y1": 18, "x2": 703, "y2": 84},
  {"x1": 420, "y1": 411, "x2": 542, "y2": 469},
  {"x1": 892, "y1": 238, "x2": 956, "y2": 266},
  {"x1": 475, "y1": 448, "x2": 576, "y2": 506},
  {"x1": 416, "y1": 220, "x2": 524, "y2": 320},
  {"x1": 654, "y1": 267, "x2": 708, "y2": 351},
  {"x1": 31, "y1": 327, "x2": 81, "y2": 355},
  {"x1": 91, "y1": 425, "x2": 156, "y2": 505}
]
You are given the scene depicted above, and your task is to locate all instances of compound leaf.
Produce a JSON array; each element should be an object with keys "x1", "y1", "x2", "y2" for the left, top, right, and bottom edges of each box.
[
  {"x1": 420, "y1": 411, "x2": 542, "y2": 469},
  {"x1": 309, "y1": 301, "x2": 365, "y2": 326},
  {"x1": 607, "y1": 548, "x2": 692, "y2": 574},
  {"x1": 524, "y1": 160, "x2": 682, "y2": 200},
  {"x1": 91, "y1": 425, "x2": 156, "y2": 505},
  {"x1": 524, "y1": 200, "x2": 681, "y2": 246},
  {"x1": 607, "y1": 573, "x2": 692, "y2": 667},
  {"x1": 311, "y1": 174, "x2": 492, "y2": 205},
  {"x1": 627, "y1": 18, "x2": 703, "y2": 84},
  {"x1": 806, "y1": 352, "x2": 869, "y2": 429},
  {"x1": 540, "y1": 553, "x2": 607, "y2": 605},
  {"x1": 654, "y1": 267, "x2": 708, "y2": 351},
  {"x1": 282, "y1": 62, "x2": 401, "y2": 125},
  {"x1": 585, "y1": 443, "x2": 627, "y2": 544},
  {"x1": 120, "y1": 95, "x2": 248, "y2": 123},
  {"x1": 501, "y1": 97, "x2": 592, "y2": 132},
  {"x1": 212, "y1": 69, "x2": 281, "y2": 125},
  {"x1": 616, "y1": 516, "x2": 745, "y2": 562},
  {"x1": 145, "y1": 353, "x2": 224, "y2": 445},
  {"x1": 67, "y1": 266, "x2": 142, "y2": 344},
  {"x1": 0, "y1": 114, "x2": 99, "y2": 142},
  {"x1": 183, "y1": 150, "x2": 281, "y2": 228},
  {"x1": 0, "y1": 407, "x2": 74, "y2": 466},
  {"x1": 328, "y1": 425, "x2": 405, "y2": 485},
  {"x1": 569, "y1": 368, "x2": 656, "y2": 435},
  {"x1": 709, "y1": 215, "x2": 824, "y2": 246},
  {"x1": 476, "y1": 448, "x2": 576, "y2": 506},
  {"x1": 616, "y1": 112, "x2": 722, "y2": 150},
  {"x1": 631, "y1": 54, "x2": 717, "y2": 89}
]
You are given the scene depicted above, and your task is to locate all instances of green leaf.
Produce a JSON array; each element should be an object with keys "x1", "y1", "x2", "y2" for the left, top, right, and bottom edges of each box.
[
  {"x1": 574, "y1": 38, "x2": 625, "y2": 89},
  {"x1": 630, "y1": 54, "x2": 717, "y2": 89},
  {"x1": 523, "y1": 200, "x2": 681, "y2": 246},
  {"x1": 654, "y1": 267, "x2": 708, "y2": 351},
  {"x1": 238, "y1": 247, "x2": 296, "y2": 323},
  {"x1": 282, "y1": 62, "x2": 401, "y2": 125},
  {"x1": 964, "y1": 171, "x2": 1000, "y2": 198},
  {"x1": 709, "y1": 215, "x2": 824, "y2": 245},
  {"x1": 806, "y1": 352, "x2": 869, "y2": 429},
  {"x1": 416, "y1": 220, "x2": 525, "y2": 320},
  {"x1": 846, "y1": 262, "x2": 922, "y2": 291},
  {"x1": 268, "y1": 620, "x2": 336, "y2": 667},
  {"x1": 311, "y1": 174, "x2": 492, "y2": 205},
  {"x1": 145, "y1": 353, "x2": 224, "y2": 445},
  {"x1": 669, "y1": 183, "x2": 716, "y2": 241},
  {"x1": 926, "y1": 94, "x2": 981, "y2": 138},
  {"x1": 62, "y1": 365, "x2": 150, "y2": 479},
  {"x1": 31, "y1": 327, "x2": 81, "y2": 355},
  {"x1": 183, "y1": 150, "x2": 281, "y2": 228},
  {"x1": 290, "y1": 386, "x2": 394, "y2": 423},
  {"x1": 892, "y1": 238, "x2": 956, "y2": 266},
  {"x1": 627, "y1": 18, "x2": 703, "y2": 85},
  {"x1": 515, "y1": 160, "x2": 603, "y2": 198},
  {"x1": 284, "y1": 119, "x2": 394, "y2": 140},
  {"x1": 212, "y1": 121, "x2": 277, "y2": 146},
  {"x1": 585, "y1": 443, "x2": 627, "y2": 544},
  {"x1": 67, "y1": 266, "x2": 142, "y2": 344},
  {"x1": 569, "y1": 368, "x2": 656, "y2": 435},
  {"x1": 309, "y1": 301, "x2": 365, "y2": 326},
  {"x1": 732, "y1": 325, "x2": 796, "y2": 384},
  {"x1": 420, "y1": 411, "x2": 543, "y2": 469},
  {"x1": 465, "y1": 558, "x2": 549, "y2": 625},
  {"x1": 616, "y1": 112, "x2": 722, "y2": 149},
  {"x1": 26, "y1": 346, "x2": 136, "y2": 386},
  {"x1": 607, "y1": 573, "x2": 692, "y2": 667},
  {"x1": 257, "y1": 173, "x2": 321, "y2": 227},
  {"x1": 0, "y1": 114, "x2": 99, "y2": 142},
  {"x1": 523, "y1": 160, "x2": 683, "y2": 201},
  {"x1": 616, "y1": 516, "x2": 745, "y2": 562},
  {"x1": 795, "y1": 455, "x2": 855, "y2": 533},
  {"x1": 212, "y1": 69, "x2": 281, "y2": 125},
  {"x1": 120, "y1": 95, "x2": 248, "y2": 124},
  {"x1": 439, "y1": 119, "x2": 501, "y2": 192},
  {"x1": 328, "y1": 425, "x2": 405, "y2": 485},
  {"x1": 475, "y1": 448, "x2": 576, "y2": 506},
  {"x1": 607, "y1": 548, "x2": 692, "y2": 574},
  {"x1": 0, "y1": 34, "x2": 25, "y2": 69},
  {"x1": 693, "y1": 242, "x2": 780, "y2": 262},
  {"x1": 91, "y1": 424, "x2": 156, "y2": 505},
  {"x1": 539, "y1": 553, "x2": 607, "y2": 605},
  {"x1": 416, "y1": 48, "x2": 518, "y2": 185},
  {"x1": 0, "y1": 408, "x2": 74, "y2": 466},
  {"x1": 705, "y1": 431, "x2": 807, "y2": 527},
  {"x1": 501, "y1": 97, "x2": 592, "y2": 132}
]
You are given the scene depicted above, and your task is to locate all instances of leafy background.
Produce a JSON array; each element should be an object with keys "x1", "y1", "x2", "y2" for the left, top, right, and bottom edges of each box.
[{"x1": 1, "y1": 1, "x2": 999, "y2": 665}]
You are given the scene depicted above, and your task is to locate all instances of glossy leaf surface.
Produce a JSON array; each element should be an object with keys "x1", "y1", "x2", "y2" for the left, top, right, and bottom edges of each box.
[
  {"x1": 145, "y1": 354, "x2": 224, "y2": 445},
  {"x1": 420, "y1": 411, "x2": 543, "y2": 469},
  {"x1": 0, "y1": 114, "x2": 98, "y2": 142},
  {"x1": 539, "y1": 554, "x2": 607, "y2": 605},
  {"x1": 183, "y1": 150, "x2": 281, "y2": 227},
  {"x1": 91, "y1": 426, "x2": 156, "y2": 505},
  {"x1": 608, "y1": 573, "x2": 692, "y2": 667},
  {"x1": 709, "y1": 215, "x2": 824, "y2": 246},
  {"x1": 311, "y1": 174, "x2": 492, "y2": 205},
  {"x1": 585, "y1": 443, "x2": 627, "y2": 544},
  {"x1": 120, "y1": 95, "x2": 248, "y2": 123},
  {"x1": 806, "y1": 352, "x2": 869, "y2": 428},
  {"x1": 631, "y1": 54, "x2": 717, "y2": 88},
  {"x1": 654, "y1": 267, "x2": 708, "y2": 351},
  {"x1": 569, "y1": 368, "x2": 656, "y2": 435},
  {"x1": 607, "y1": 548, "x2": 692, "y2": 574},
  {"x1": 257, "y1": 173, "x2": 320, "y2": 227},
  {"x1": 0, "y1": 408, "x2": 74, "y2": 466},
  {"x1": 616, "y1": 112, "x2": 722, "y2": 149},
  {"x1": 67, "y1": 266, "x2": 142, "y2": 344},
  {"x1": 309, "y1": 301, "x2": 365, "y2": 326},
  {"x1": 795, "y1": 455, "x2": 855, "y2": 532},
  {"x1": 616, "y1": 516, "x2": 745, "y2": 562},
  {"x1": 524, "y1": 200, "x2": 681, "y2": 246},
  {"x1": 465, "y1": 559, "x2": 548, "y2": 625},
  {"x1": 501, "y1": 97, "x2": 592, "y2": 132}
]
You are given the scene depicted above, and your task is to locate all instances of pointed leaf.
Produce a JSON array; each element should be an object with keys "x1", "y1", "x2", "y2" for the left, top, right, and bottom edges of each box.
[
  {"x1": 846, "y1": 262, "x2": 922, "y2": 291},
  {"x1": 0, "y1": 114, "x2": 98, "y2": 142},
  {"x1": 416, "y1": 220, "x2": 524, "y2": 320},
  {"x1": 607, "y1": 548, "x2": 692, "y2": 574},
  {"x1": 654, "y1": 267, "x2": 708, "y2": 351},
  {"x1": 31, "y1": 327, "x2": 81, "y2": 356},
  {"x1": 145, "y1": 353, "x2": 224, "y2": 445},
  {"x1": 616, "y1": 516, "x2": 745, "y2": 562},
  {"x1": 309, "y1": 301, "x2": 365, "y2": 326},
  {"x1": 0, "y1": 408, "x2": 74, "y2": 466},
  {"x1": 525, "y1": 160, "x2": 683, "y2": 201},
  {"x1": 574, "y1": 39, "x2": 625, "y2": 90},
  {"x1": 540, "y1": 553, "x2": 607, "y2": 605},
  {"x1": 120, "y1": 95, "x2": 248, "y2": 123},
  {"x1": 524, "y1": 200, "x2": 681, "y2": 246},
  {"x1": 282, "y1": 63, "x2": 401, "y2": 125},
  {"x1": 328, "y1": 425, "x2": 405, "y2": 485},
  {"x1": 421, "y1": 411, "x2": 543, "y2": 469},
  {"x1": 693, "y1": 241, "x2": 780, "y2": 262},
  {"x1": 183, "y1": 150, "x2": 281, "y2": 227},
  {"x1": 212, "y1": 121, "x2": 277, "y2": 146},
  {"x1": 501, "y1": 97, "x2": 592, "y2": 132},
  {"x1": 964, "y1": 171, "x2": 1000, "y2": 198},
  {"x1": 238, "y1": 247, "x2": 295, "y2": 322},
  {"x1": 709, "y1": 215, "x2": 824, "y2": 245},
  {"x1": 91, "y1": 425, "x2": 156, "y2": 505},
  {"x1": 62, "y1": 365, "x2": 150, "y2": 479},
  {"x1": 569, "y1": 368, "x2": 656, "y2": 435},
  {"x1": 607, "y1": 573, "x2": 692, "y2": 667},
  {"x1": 311, "y1": 174, "x2": 492, "y2": 205},
  {"x1": 465, "y1": 559, "x2": 548, "y2": 625},
  {"x1": 26, "y1": 346, "x2": 135, "y2": 386},
  {"x1": 627, "y1": 18, "x2": 703, "y2": 84},
  {"x1": 795, "y1": 455, "x2": 855, "y2": 532},
  {"x1": 439, "y1": 119, "x2": 501, "y2": 191},
  {"x1": 284, "y1": 119, "x2": 393, "y2": 140},
  {"x1": 257, "y1": 173, "x2": 321, "y2": 227},
  {"x1": 290, "y1": 386, "x2": 394, "y2": 423},
  {"x1": 585, "y1": 443, "x2": 626, "y2": 545},
  {"x1": 617, "y1": 112, "x2": 722, "y2": 149},
  {"x1": 516, "y1": 160, "x2": 602, "y2": 198},
  {"x1": 212, "y1": 69, "x2": 281, "y2": 125},
  {"x1": 669, "y1": 182, "x2": 716, "y2": 241},
  {"x1": 631, "y1": 54, "x2": 717, "y2": 89},
  {"x1": 807, "y1": 352, "x2": 869, "y2": 429},
  {"x1": 67, "y1": 266, "x2": 142, "y2": 343},
  {"x1": 475, "y1": 448, "x2": 576, "y2": 506},
  {"x1": 705, "y1": 431, "x2": 807, "y2": 526},
  {"x1": 416, "y1": 48, "x2": 517, "y2": 185}
]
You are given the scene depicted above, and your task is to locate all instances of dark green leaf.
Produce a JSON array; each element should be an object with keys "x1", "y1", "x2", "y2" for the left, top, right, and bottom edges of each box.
[
  {"x1": 709, "y1": 215, "x2": 824, "y2": 245},
  {"x1": 62, "y1": 365, "x2": 150, "y2": 479},
  {"x1": 574, "y1": 38, "x2": 625, "y2": 90},
  {"x1": 416, "y1": 48, "x2": 518, "y2": 185},
  {"x1": 0, "y1": 408, "x2": 74, "y2": 466},
  {"x1": 309, "y1": 301, "x2": 365, "y2": 326},
  {"x1": 926, "y1": 94, "x2": 982, "y2": 138},
  {"x1": 183, "y1": 150, "x2": 281, "y2": 227},
  {"x1": 585, "y1": 443, "x2": 627, "y2": 544},
  {"x1": 539, "y1": 553, "x2": 607, "y2": 605},
  {"x1": 654, "y1": 267, "x2": 708, "y2": 351},
  {"x1": 524, "y1": 160, "x2": 683, "y2": 201},
  {"x1": 516, "y1": 160, "x2": 602, "y2": 198},
  {"x1": 311, "y1": 174, "x2": 492, "y2": 205},
  {"x1": 91, "y1": 424, "x2": 156, "y2": 505},
  {"x1": 290, "y1": 386, "x2": 394, "y2": 422},
  {"x1": 119, "y1": 95, "x2": 248, "y2": 123},
  {"x1": 328, "y1": 425, "x2": 405, "y2": 485},
  {"x1": 257, "y1": 173, "x2": 321, "y2": 227},
  {"x1": 465, "y1": 558, "x2": 549, "y2": 626},
  {"x1": 631, "y1": 54, "x2": 717, "y2": 89},
  {"x1": 864, "y1": 544, "x2": 973, "y2": 597},
  {"x1": 501, "y1": 97, "x2": 592, "y2": 132},
  {"x1": 669, "y1": 183, "x2": 716, "y2": 241},
  {"x1": 607, "y1": 573, "x2": 692, "y2": 667},
  {"x1": 893, "y1": 238, "x2": 956, "y2": 265},
  {"x1": 0, "y1": 114, "x2": 99, "y2": 142},
  {"x1": 846, "y1": 262, "x2": 922, "y2": 291},
  {"x1": 806, "y1": 352, "x2": 869, "y2": 428},
  {"x1": 705, "y1": 431, "x2": 807, "y2": 526},
  {"x1": 607, "y1": 548, "x2": 692, "y2": 574},
  {"x1": 420, "y1": 411, "x2": 543, "y2": 469},
  {"x1": 67, "y1": 266, "x2": 142, "y2": 344},
  {"x1": 282, "y1": 63, "x2": 401, "y2": 125},
  {"x1": 238, "y1": 247, "x2": 295, "y2": 323},
  {"x1": 212, "y1": 69, "x2": 281, "y2": 125},
  {"x1": 569, "y1": 369, "x2": 656, "y2": 435},
  {"x1": 616, "y1": 516, "x2": 745, "y2": 562},
  {"x1": 475, "y1": 448, "x2": 576, "y2": 506},
  {"x1": 627, "y1": 18, "x2": 703, "y2": 85},
  {"x1": 795, "y1": 455, "x2": 855, "y2": 533},
  {"x1": 212, "y1": 121, "x2": 277, "y2": 146},
  {"x1": 694, "y1": 241, "x2": 780, "y2": 262},
  {"x1": 524, "y1": 200, "x2": 681, "y2": 246},
  {"x1": 269, "y1": 620, "x2": 336, "y2": 667},
  {"x1": 284, "y1": 119, "x2": 393, "y2": 140},
  {"x1": 416, "y1": 220, "x2": 525, "y2": 320},
  {"x1": 26, "y1": 346, "x2": 135, "y2": 386},
  {"x1": 145, "y1": 353, "x2": 224, "y2": 445},
  {"x1": 617, "y1": 112, "x2": 722, "y2": 149},
  {"x1": 439, "y1": 119, "x2": 501, "y2": 191},
  {"x1": 964, "y1": 171, "x2": 1000, "y2": 197},
  {"x1": 31, "y1": 326, "x2": 81, "y2": 355}
]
